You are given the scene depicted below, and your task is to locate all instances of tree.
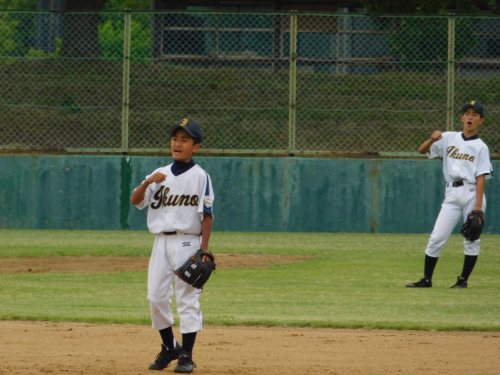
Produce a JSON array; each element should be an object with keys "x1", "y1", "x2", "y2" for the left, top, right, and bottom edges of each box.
[
  {"x1": 102, "y1": 0, "x2": 149, "y2": 9},
  {"x1": 59, "y1": 0, "x2": 108, "y2": 58},
  {"x1": 57, "y1": 0, "x2": 150, "y2": 58},
  {"x1": 362, "y1": 0, "x2": 481, "y2": 15},
  {"x1": 489, "y1": 0, "x2": 500, "y2": 14},
  {"x1": 0, "y1": 13, "x2": 18, "y2": 61},
  {"x1": 0, "y1": 0, "x2": 37, "y2": 10},
  {"x1": 363, "y1": 0, "x2": 480, "y2": 71}
]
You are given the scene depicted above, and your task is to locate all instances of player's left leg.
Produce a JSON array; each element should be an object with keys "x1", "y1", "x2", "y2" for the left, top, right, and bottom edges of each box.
[
  {"x1": 172, "y1": 234, "x2": 203, "y2": 373},
  {"x1": 173, "y1": 279, "x2": 199, "y2": 373},
  {"x1": 452, "y1": 193, "x2": 486, "y2": 288}
]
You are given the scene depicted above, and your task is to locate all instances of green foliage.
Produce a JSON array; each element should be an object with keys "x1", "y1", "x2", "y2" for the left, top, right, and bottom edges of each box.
[
  {"x1": 24, "y1": 38, "x2": 62, "y2": 59},
  {"x1": 0, "y1": 0, "x2": 146, "y2": 10},
  {"x1": 489, "y1": 0, "x2": 500, "y2": 14},
  {"x1": 102, "y1": 0, "x2": 150, "y2": 10},
  {"x1": 98, "y1": 19, "x2": 151, "y2": 61},
  {"x1": 363, "y1": 0, "x2": 433, "y2": 14},
  {"x1": 387, "y1": 18, "x2": 478, "y2": 71},
  {"x1": 0, "y1": 13, "x2": 17, "y2": 60},
  {"x1": 363, "y1": 1, "x2": 481, "y2": 72},
  {"x1": 0, "y1": 0, "x2": 36, "y2": 10},
  {"x1": 61, "y1": 93, "x2": 82, "y2": 113},
  {"x1": 362, "y1": 0, "x2": 480, "y2": 15}
]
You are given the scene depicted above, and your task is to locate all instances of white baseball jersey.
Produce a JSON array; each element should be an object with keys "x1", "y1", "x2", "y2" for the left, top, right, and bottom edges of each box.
[
  {"x1": 425, "y1": 131, "x2": 492, "y2": 258},
  {"x1": 428, "y1": 132, "x2": 493, "y2": 183},
  {"x1": 134, "y1": 164, "x2": 214, "y2": 234}
]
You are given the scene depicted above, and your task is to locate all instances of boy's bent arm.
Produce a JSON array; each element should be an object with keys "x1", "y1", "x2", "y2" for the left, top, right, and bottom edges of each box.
[
  {"x1": 130, "y1": 180, "x2": 151, "y2": 205},
  {"x1": 474, "y1": 174, "x2": 485, "y2": 211},
  {"x1": 200, "y1": 213, "x2": 214, "y2": 261},
  {"x1": 130, "y1": 172, "x2": 166, "y2": 205},
  {"x1": 419, "y1": 130, "x2": 442, "y2": 154}
]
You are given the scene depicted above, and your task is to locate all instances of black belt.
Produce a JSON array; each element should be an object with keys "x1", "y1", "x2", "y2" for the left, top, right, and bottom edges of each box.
[
  {"x1": 447, "y1": 180, "x2": 465, "y2": 188},
  {"x1": 163, "y1": 231, "x2": 201, "y2": 236}
]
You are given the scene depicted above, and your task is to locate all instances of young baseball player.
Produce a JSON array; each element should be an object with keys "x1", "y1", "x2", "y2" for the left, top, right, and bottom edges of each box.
[
  {"x1": 130, "y1": 118, "x2": 215, "y2": 373},
  {"x1": 406, "y1": 101, "x2": 492, "y2": 289}
]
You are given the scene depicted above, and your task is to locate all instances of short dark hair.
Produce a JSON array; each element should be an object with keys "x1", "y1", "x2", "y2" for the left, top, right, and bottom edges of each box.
[{"x1": 171, "y1": 128, "x2": 201, "y2": 145}]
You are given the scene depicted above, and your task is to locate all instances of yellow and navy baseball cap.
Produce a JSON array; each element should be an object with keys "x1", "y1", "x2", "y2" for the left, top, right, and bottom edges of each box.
[
  {"x1": 168, "y1": 118, "x2": 205, "y2": 143},
  {"x1": 462, "y1": 101, "x2": 485, "y2": 118}
]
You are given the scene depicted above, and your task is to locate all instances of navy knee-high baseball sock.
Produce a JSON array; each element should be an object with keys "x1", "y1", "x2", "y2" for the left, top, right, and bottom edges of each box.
[
  {"x1": 159, "y1": 327, "x2": 176, "y2": 350},
  {"x1": 424, "y1": 255, "x2": 439, "y2": 280},
  {"x1": 181, "y1": 332, "x2": 197, "y2": 354},
  {"x1": 461, "y1": 255, "x2": 478, "y2": 280}
]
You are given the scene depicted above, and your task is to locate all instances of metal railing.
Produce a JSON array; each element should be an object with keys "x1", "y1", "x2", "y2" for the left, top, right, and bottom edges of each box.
[{"x1": 1, "y1": 11, "x2": 500, "y2": 156}]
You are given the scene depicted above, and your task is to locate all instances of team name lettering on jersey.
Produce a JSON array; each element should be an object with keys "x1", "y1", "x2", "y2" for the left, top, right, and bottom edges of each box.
[
  {"x1": 150, "y1": 186, "x2": 199, "y2": 209},
  {"x1": 446, "y1": 146, "x2": 475, "y2": 162}
]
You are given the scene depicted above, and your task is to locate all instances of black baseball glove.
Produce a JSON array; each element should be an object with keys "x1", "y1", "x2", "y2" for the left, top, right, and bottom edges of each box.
[
  {"x1": 460, "y1": 210, "x2": 485, "y2": 241},
  {"x1": 174, "y1": 249, "x2": 216, "y2": 289}
]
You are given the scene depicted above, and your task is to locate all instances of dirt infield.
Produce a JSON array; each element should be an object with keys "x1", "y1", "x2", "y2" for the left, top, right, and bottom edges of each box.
[
  {"x1": 0, "y1": 254, "x2": 311, "y2": 274},
  {"x1": 0, "y1": 321, "x2": 499, "y2": 375},
  {"x1": 1, "y1": 255, "x2": 499, "y2": 374}
]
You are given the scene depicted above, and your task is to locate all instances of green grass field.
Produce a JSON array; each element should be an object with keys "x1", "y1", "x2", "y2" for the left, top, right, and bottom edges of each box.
[{"x1": 1, "y1": 229, "x2": 499, "y2": 331}]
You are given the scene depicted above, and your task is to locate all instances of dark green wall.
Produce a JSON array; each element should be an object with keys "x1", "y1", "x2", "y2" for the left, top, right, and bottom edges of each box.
[{"x1": 1, "y1": 156, "x2": 498, "y2": 233}]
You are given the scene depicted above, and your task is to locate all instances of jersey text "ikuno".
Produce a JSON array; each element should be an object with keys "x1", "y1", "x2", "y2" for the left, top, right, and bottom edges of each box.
[
  {"x1": 151, "y1": 187, "x2": 199, "y2": 209},
  {"x1": 134, "y1": 164, "x2": 215, "y2": 234},
  {"x1": 428, "y1": 131, "x2": 492, "y2": 183}
]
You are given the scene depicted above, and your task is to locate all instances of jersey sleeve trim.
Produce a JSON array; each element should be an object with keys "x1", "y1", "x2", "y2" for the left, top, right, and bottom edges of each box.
[
  {"x1": 476, "y1": 147, "x2": 494, "y2": 180},
  {"x1": 477, "y1": 171, "x2": 493, "y2": 180},
  {"x1": 203, "y1": 172, "x2": 213, "y2": 215}
]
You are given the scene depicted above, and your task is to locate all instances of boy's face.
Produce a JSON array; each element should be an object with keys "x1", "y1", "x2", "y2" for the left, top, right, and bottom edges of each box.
[
  {"x1": 461, "y1": 107, "x2": 484, "y2": 134},
  {"x1": 171, "y1": 128, "x2": 200, "y2": 162}
]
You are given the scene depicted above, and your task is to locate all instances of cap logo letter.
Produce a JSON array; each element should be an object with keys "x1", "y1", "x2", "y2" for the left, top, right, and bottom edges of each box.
[
  {"x1": 471, "y1": 101, "x2": 475, "y2": 105},
  {"x1": 181, "y1": 118, "x2": 189, "y2": 126}
]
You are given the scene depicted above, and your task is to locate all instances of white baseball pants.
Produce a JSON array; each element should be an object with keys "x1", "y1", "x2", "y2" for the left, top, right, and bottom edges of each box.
[
  {"x1": 425, "y1": 183, "x2": 486, "y2": 258},
  {"x1": 148, "y1": 233, "x2": 203, "y2": 333}
]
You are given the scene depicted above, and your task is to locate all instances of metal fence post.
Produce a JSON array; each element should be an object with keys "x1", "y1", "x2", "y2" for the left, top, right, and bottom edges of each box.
[
  {"x1": 289, "y1": 13, "x2": 298, "y2": 154},
  {"x1": 446, "y1": 17, "x2": 455, "y2": 132},
  {"x1": 121, "y1": 11, "x2": 132, "y2": 151}
]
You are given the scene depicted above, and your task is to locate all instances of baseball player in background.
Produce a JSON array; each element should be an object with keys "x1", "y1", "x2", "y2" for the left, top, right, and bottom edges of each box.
[
  {"x1": 130, "y1": 118, "x2": 215, "y2": 373},
  {"x1": 406, "y1": 101, "x2": 493, "y2": 289}
]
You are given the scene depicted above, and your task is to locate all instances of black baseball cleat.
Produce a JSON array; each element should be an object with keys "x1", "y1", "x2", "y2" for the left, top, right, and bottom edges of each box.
[
  {"x1": 406, "y1": 278, "x2": 432, "y2": 288},
  {"x1": 451, "y1": 276, "x2": 468, "y2": 289},
  {"x1": 174, "y1": 351, "x2": 196, "y2": 373},
  {"x1": 149, "y1": 343, "x2": 182, "y2": 371}
]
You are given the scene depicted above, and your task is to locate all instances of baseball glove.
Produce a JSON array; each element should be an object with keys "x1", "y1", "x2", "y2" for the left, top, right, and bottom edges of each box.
[
  {"x1": 174, "y1": 249, "x2": 216, "y2": 289},
  {"x1": 460, "y1": 210, "x2": 485, "y2": 241}
]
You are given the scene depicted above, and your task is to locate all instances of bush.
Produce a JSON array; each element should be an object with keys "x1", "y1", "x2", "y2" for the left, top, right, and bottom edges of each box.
[
  {"x1": 0, "y1": 14, "x2": 18, "y2": 62},
  {"x1": 99, "y1": 19, "x2": 151, "y2": 61},
  {"x1": 387, "y1": 17, "x2": 478, "y2": 71}
]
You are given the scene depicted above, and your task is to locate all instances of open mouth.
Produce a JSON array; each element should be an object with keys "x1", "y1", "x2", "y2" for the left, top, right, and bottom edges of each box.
[{"x1": 467, "y1": 121, "x2": 472, "y2": 125}]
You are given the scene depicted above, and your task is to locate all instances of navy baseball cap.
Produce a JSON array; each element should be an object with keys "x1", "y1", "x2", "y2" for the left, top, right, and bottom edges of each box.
[
  {"x1": 462, "y1": 101, "x2": 485, "y2": 118},
  {"x1": 168, "y1": 118, "x2": 205, "y2": 143}
]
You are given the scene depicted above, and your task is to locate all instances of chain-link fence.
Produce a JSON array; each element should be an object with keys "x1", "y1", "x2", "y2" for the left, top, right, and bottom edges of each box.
[{"x1": 1, "y1": 11, "x2": 500, "y2": 156}]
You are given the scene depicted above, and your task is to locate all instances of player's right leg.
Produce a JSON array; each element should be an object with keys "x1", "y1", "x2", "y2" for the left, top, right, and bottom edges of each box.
[
  {"x1": 406, "y1": 192, "x2": 463, "y2": 288},
  {"x1": 148, "y1": 234, "x2": 181, "y2": 370},
  {"x1": 451, "y1": 192, "x2": 487, "y2": 288}
]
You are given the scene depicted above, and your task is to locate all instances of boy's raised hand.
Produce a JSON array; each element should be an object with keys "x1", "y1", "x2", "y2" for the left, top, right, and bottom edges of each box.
[
  {"x1": 431, "y1": 130, "x2": 442, "y2": 142},
  {"x1": 146, "y1": 172, "x2": 167, "y2": 184}
]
